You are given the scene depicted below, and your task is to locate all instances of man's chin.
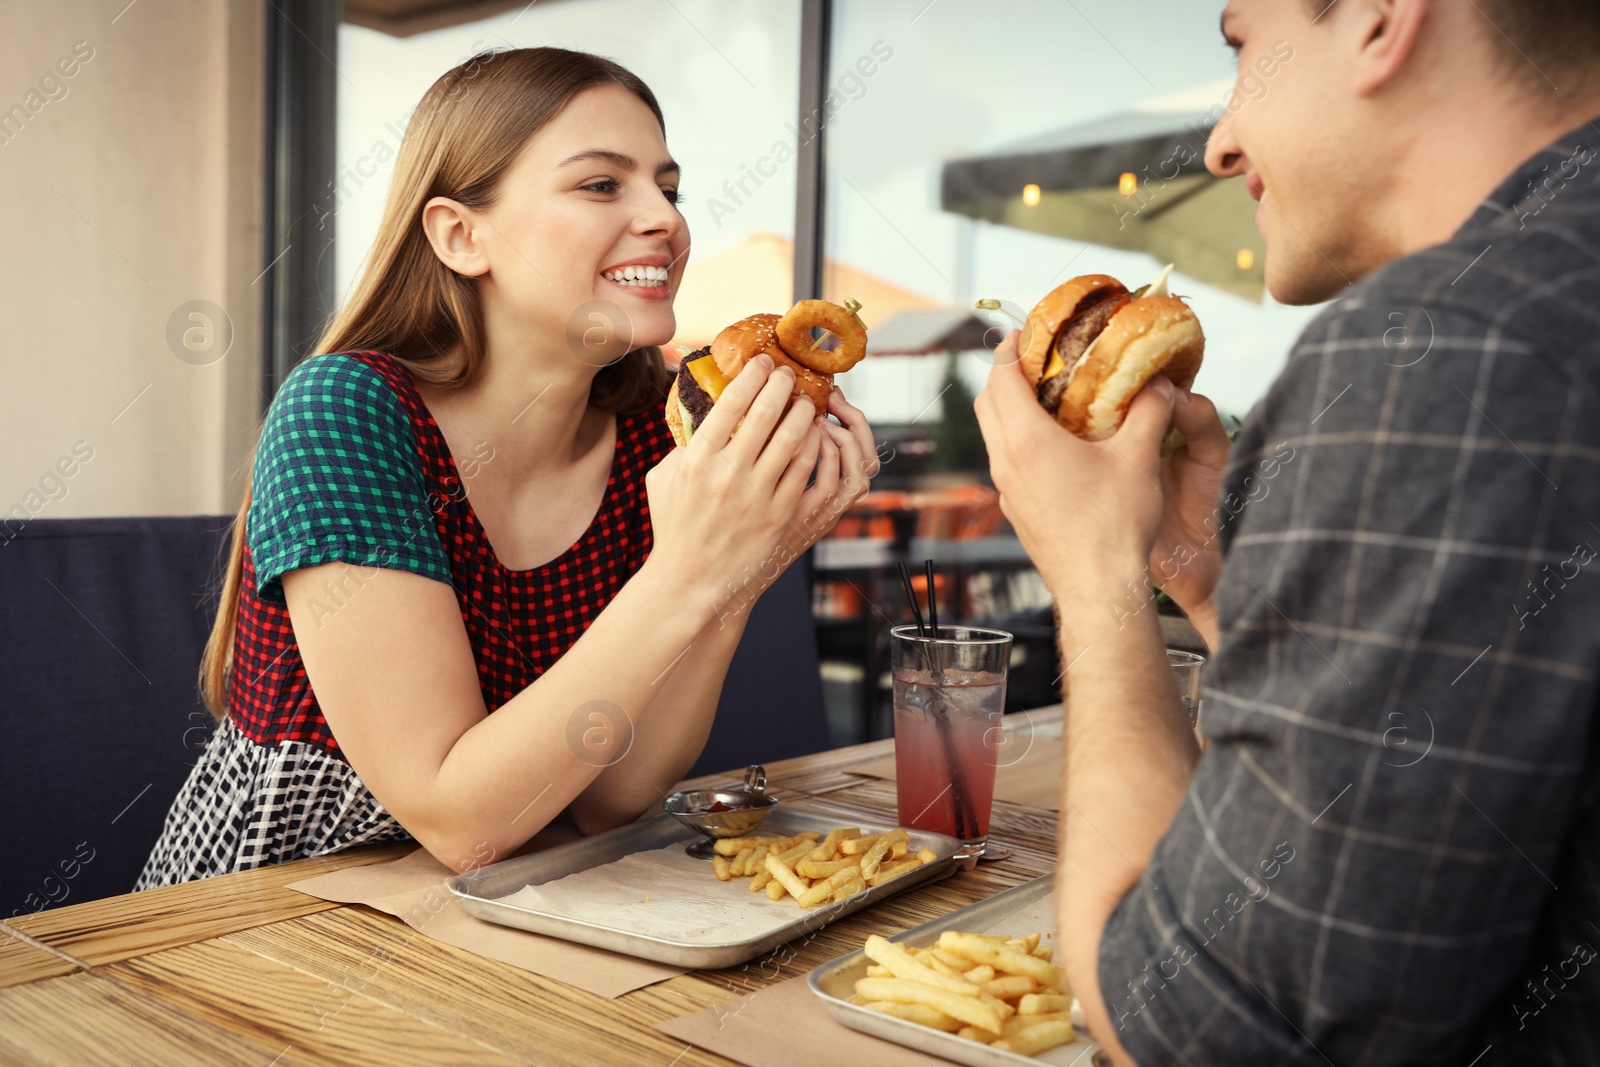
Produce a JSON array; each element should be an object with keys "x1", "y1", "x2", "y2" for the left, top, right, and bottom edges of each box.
[{"x1": 1264, "y1": 254, "x2": 1354, "y2": 306}]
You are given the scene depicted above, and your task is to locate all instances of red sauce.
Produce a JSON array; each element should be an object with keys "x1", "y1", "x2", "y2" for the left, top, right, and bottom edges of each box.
[{"x1": 686, "y1": 800, "x2": 753, "y2": 814}]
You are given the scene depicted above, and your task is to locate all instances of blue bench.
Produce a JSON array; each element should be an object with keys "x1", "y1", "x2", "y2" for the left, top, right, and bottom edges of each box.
[{"x1": 0, "y1": 516, "x2": 825, "y2": 911}]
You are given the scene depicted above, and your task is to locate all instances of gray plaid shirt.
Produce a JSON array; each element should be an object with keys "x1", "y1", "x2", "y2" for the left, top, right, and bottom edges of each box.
[{"x1": 1100, "y1": 116, "x2": 1600, "y2": 1066}]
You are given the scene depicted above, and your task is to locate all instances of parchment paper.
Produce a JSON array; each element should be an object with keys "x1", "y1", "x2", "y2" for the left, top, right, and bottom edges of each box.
[{"x1": 288, "y1": 846, "x2": 685, "y2": 998}]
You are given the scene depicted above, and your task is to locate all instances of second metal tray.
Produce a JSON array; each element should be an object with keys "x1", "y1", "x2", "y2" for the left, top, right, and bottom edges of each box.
[
  {"x1": 808, "y1": 875, "x2": 1107, "y2": 1066},
  {"x1": 449, "y1": 808, "x2": 962, "y2": 968}
]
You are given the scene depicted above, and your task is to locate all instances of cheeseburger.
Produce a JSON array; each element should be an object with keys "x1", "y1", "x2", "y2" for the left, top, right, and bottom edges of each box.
[
  {"x1": 1014, "y1": 264, "x2": 1204, "y2": 441},
  {"x1": 666, "y1": 300, "x2": 866, "y2": 447}
]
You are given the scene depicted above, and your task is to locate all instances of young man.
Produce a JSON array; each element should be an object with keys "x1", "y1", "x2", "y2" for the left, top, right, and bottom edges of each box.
[{"x1": 975, "y1": 1, "x2": 1600, "y2": 1063}]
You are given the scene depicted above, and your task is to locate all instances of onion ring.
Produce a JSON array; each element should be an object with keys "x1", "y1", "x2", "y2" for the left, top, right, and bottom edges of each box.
[
  {"x1": 711, "y1": 313, "x2": 831, "y2": 416},
  {"x1": 775, "y1": 299, "x2": 867, "y2": 376}
]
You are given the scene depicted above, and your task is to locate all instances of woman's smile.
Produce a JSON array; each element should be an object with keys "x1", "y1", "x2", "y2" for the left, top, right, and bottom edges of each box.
[{"x1": 599, "y1": 253, "x2": 673, "y2": 301}]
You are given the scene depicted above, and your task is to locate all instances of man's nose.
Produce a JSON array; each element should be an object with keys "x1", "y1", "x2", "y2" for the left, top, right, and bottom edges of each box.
[{"x1": 1205, "y1": 113, "x2": 1247, "y2": 179}]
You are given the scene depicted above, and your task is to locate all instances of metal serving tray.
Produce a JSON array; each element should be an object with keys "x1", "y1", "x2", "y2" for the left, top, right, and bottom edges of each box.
[
  {"x1": 449, "y1": 808, "x2": 962, "y2": 969},
  {"x1": 808, "y1": 875, "x2": 1107, "y2": 1066}
]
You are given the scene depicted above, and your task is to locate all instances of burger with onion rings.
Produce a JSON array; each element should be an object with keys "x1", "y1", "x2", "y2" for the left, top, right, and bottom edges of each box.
[{"x1": 665, "y1": 299, "x2": 867, "y2": 447}]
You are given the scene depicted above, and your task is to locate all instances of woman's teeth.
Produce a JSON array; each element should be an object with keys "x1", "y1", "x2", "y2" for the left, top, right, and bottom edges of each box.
[{"x1": 602, "y1": 265, "x2": 669, "y2": 287}]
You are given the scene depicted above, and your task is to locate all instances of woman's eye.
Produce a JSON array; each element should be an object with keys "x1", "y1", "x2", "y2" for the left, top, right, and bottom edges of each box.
[
  {"x1": 663, "y1": 188, "x2": 683, "y2": 205},
  {"x1": 582, "y1": 179, "x2": 620, "y2": 195}
]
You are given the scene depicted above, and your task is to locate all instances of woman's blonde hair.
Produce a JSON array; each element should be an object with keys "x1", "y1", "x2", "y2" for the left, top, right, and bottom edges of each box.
[{"x1": 200, "y1": 48, "x2": 672, "y2": 717}]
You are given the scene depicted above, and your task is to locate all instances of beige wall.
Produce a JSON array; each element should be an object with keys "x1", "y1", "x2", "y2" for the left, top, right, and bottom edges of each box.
[{"x1": 0, "y1": 0, "x2": 265, "y2": 520}]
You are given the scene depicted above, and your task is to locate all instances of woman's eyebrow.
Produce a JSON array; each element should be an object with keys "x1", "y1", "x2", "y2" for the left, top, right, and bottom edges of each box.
[
  {"x1": 559, "y1": 148, "x2": 635, "y2": 170},
  {"x1": 558, "y1": 149, "x2": 680, "y2": 177}
]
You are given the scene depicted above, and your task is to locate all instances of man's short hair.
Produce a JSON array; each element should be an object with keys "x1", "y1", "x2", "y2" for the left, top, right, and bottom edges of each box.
[{"x1": 1304, "y1": 0, "x2": 1600, "y2": 93}]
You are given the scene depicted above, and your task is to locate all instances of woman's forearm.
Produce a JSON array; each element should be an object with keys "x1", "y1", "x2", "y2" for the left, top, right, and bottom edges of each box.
[
  {"x1": 571, "y1": 604, "x2": 753, "y2": 831},
  {"x1": 420, "y1": 555, "x2": 722, "y2": 867}
]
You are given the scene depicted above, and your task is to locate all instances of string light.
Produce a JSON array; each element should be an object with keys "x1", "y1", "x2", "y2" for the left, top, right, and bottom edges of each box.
[
  {"x1": 1022, "y1": 183, "x2": 1041, "y2": 207},
  {"x1": 1119, "y1": 172, "x2": 1138, "y2": 195},
  {"x1": 1237, "y1": 248, "x2": 1256, "y2": 271}
]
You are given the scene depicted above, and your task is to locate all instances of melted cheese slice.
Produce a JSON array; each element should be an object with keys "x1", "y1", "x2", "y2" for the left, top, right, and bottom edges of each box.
[
  {"x1": 688, "y1": 357, "x2": 729, "y2": 401},
  {"x1": 678, "y1": 355, "x2": 731, "y2": 444}
]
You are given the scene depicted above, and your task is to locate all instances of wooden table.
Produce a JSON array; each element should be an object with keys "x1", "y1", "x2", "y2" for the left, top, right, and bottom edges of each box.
[{"x1": 0, "y1": 710, "x2": 1062, "y2": 1066}]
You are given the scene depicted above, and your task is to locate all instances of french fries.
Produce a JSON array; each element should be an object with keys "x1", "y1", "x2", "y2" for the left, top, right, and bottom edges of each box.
[
  {"x1": 855, "y1": 978, "x2": 1006, "y2": 1035},
  {"x1": 1018, "y1": 993, "x2": 1071, "y2": 1016},
  {"x1": 938, "y1": 931, "x2": 1066, "y2": 988},
  {"x1": 863, "y1": 935, "x2": 977, "y2": 996},
  {"x1": 983, "y1": 975, "x2": 1039, "y2": 1000},
  {"x1": 868, "y1": 858, "x2": 922, "y2": 886},
  {"x1": 995, "y1": 1019, "x2": 1074, "y2": 1055},
  {"x1": 860, "y1": 828, "x2": 909, "y2": 878},
  {"x1": 832, "y1": 871, "x2": 867, "y2": 902},
  {"x1": 704, "y1": 826, "x2": 937, "y2": 909},
  {"x1": 851, "y1": 929, "x2": 1076, "y2": 1057},
  {"x1": 863, "y1": 1001, "x2": 965, "y2": 1032},
  {"x1": 764, "y1": 853, "x2": 812, "y2": 900}
]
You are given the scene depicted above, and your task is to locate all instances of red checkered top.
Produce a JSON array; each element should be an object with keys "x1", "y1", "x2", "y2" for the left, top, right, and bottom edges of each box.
[{"x1": 229, "y1": 350, "x2": 672, "y2": 757}]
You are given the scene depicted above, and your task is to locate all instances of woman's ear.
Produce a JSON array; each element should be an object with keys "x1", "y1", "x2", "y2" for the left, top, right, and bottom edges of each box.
[
  {"x1": 1349, "y1": 0, "x2": 1431, "y2": 98},
  {"x1": 421, "y1": 196, "x2": 490, "y2": 277}
]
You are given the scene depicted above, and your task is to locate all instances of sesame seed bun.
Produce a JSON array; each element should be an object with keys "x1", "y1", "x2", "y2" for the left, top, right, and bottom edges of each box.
[
  {"x1": 1018, "y1": 275, "x2": 1128, "y2": 389},
  {"x1": 664, "y1": 377, "x2": 688, "y2": 447},
  {"x1": 712, "y1": 312, "x2": 831, "y2": 417},
  {"x1": 1056, "y1": 296, "x2": 1204, "y2": 440}
]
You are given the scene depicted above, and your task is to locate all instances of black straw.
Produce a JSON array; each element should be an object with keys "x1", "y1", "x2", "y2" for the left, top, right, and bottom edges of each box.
[
  {"x1": 925, "y1": 559, "x2": 947, "y2": 680},
  {"x1": 898, "y1": 562, "x2": 926, "y2": 637},
  {"x1": 911, "y1": 558, "x2": 976, "y2": 842}
]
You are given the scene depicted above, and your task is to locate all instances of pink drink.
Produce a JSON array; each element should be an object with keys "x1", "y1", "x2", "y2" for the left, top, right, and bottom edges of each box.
[{"x1": 892, "y1": 667, "x2": 1005, "y2": 844}]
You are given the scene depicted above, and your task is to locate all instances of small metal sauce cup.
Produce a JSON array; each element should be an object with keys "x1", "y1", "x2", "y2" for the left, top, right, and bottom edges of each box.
[{"x1": 663, "y1": 764, "x2": 778, "y2": 858}]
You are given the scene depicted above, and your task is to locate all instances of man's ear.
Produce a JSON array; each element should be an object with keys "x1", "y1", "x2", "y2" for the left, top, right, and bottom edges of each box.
[
  {"x1": 421, "y1": 196, "x2": 490, "y2": 277},
  {"x1": 1348, "y1": 0, "x2": 1431, "y2": 97}
]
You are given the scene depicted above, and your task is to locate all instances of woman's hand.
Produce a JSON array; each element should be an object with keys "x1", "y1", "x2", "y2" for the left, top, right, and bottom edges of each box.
[
  {"x1": 645, "y1": 355, "x2": 824, "y2": 607},
  {"x1": 780, "y1": 387, "x2": 879, "y2": 555},
  {"x1": 1148, "y1": 391, "x2": 1231, "y2": 643},
  {"x1": 975, "y1": 331, "x2": 1175, "y2": 610}
]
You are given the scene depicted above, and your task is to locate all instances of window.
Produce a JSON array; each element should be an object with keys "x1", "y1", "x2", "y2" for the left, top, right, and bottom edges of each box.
[
  {"x1": 336, "y1": 0, "x2": 803, "y2": 347},
  {"x1": 821, "y1": 0, "x2": 1321, "y2": 430}
]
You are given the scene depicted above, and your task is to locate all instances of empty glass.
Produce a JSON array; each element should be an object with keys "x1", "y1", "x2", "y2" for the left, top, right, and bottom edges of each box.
[{"x1": 1169, "y1": 649, "x2": 1205, "y2": 731}]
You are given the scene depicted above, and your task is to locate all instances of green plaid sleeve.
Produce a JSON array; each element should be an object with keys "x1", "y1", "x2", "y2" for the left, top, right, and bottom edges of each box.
[{"x1": 247, "y1": 354, "x2": 452, "y2": 601}]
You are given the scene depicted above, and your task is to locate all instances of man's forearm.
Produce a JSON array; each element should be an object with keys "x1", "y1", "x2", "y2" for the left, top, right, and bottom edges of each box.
[{"x1": 1056, "y1": 590, "x2": 1201, "y2": 1064}]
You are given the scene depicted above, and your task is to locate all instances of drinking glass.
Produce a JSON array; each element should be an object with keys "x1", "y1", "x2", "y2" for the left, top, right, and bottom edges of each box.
[
  {"x1": 890, "y1": 625, "x2": 1013, "y2": 858},
  {"x1": 1169, "y1": 649, "x2": 1205, "y2": 730}
]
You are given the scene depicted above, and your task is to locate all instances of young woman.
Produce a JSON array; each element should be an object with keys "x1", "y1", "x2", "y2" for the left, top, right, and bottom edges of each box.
[{"x1": 136, "y1": 48, "x2": 877, "y2": 887}]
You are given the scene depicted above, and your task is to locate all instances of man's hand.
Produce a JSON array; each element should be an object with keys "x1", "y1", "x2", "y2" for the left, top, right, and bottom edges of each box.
[
  {"x1": 1148, "y1": 392, "x2": 1232, "y2": 648},
  {"x1": 974, "y1": 331, "x2": 1178, "y2": 607},
  {"x1": 978, "y1": 335, "x2": 1200, "y2": 1067}
]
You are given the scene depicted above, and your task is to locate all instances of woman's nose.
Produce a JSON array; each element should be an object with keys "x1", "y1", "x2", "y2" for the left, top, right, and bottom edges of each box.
[{"x1": 633, "y1": 190, "x2": 683, "y2": 238}]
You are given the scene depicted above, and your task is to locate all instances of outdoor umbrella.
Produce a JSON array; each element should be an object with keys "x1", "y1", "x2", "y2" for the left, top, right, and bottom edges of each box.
[{"x1": 940, "y1": 79, "x2": 1265, "y2": 301}]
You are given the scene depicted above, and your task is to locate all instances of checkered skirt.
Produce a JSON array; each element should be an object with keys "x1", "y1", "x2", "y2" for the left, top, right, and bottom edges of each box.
[{"x1": 133, "y1": 716, "x2": 411, "y2": 889}]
